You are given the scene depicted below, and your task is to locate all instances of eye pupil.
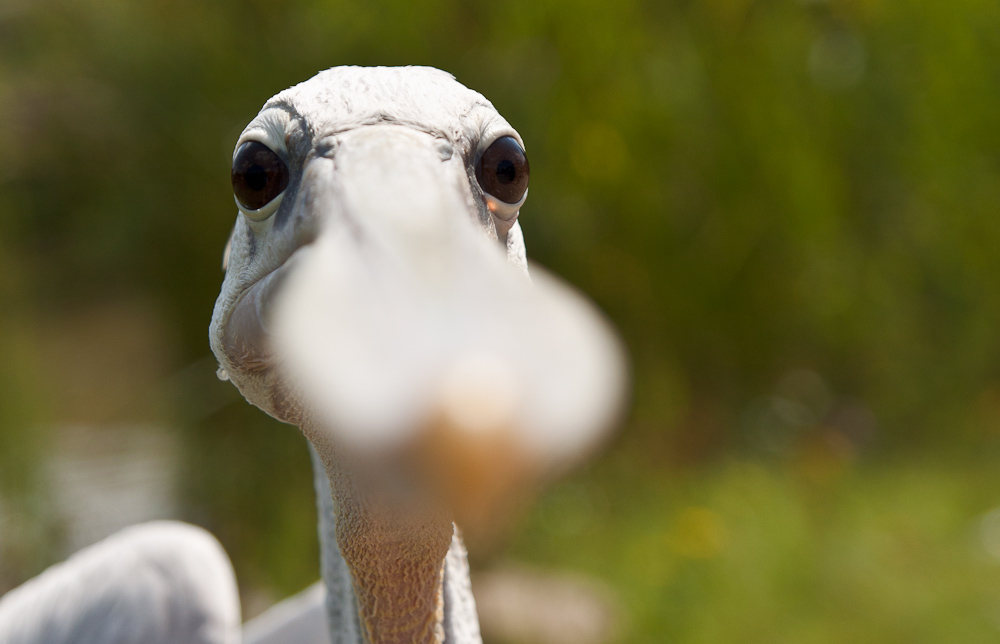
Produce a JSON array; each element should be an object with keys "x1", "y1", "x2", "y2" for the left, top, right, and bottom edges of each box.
[
  {"x1": 245, "y1": 165, "x2": 268, "y2": 191},
  {"x1": 476, "y1": 136, "x2": 529, "y2": 205},
  {"x1": 495, "y1": 159, "x2": 516, "y2": 184},
  {"x1": 232, "y1": 141, "x2": 289, "y2": 212}
]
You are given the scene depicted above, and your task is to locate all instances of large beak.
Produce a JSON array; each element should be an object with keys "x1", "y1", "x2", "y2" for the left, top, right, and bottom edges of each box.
[{"x1": 243, "y1": 125, "x2": 626, "y2": 526}]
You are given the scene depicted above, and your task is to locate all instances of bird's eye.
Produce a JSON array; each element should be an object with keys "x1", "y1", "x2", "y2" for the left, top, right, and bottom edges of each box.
[
  {"x1": 232, "y1": 141, "x2": 289, "y2": 212},
  {"x1": 476, "y1": 136, "x2": 529, "y2": 205}
]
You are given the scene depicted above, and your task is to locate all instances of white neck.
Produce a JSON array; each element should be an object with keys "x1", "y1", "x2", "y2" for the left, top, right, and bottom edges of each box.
[
  {"x1": 310, "y1": 444, "x2": 364, "y2": 644},
  {"x1": 308, "y1": 444, "x2": 483, "y2": 644}
]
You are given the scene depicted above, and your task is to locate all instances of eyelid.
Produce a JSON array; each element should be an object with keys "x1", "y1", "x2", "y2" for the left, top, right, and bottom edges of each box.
[
  {"x1": 235, "y1": 132, "x2": 286, "y2": 161},
  {"x1": 474, "y1": 129, "x2": 525, "y2": 164},
  {"x1": 485, "y1": 189, "x2": 527, "y2": 222},
  {"x1": 235, "y1": 111, "x2": 290, "y2": 160},
  {"x1": 235, "y1": 192, "x2": 284, "y2": 222}
]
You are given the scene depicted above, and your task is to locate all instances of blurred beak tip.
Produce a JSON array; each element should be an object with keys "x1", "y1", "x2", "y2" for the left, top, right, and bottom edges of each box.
[
  {"x1": 415, "y1": 410, "x2": 537, "y2": 526},
  {"x1": 437, "y1": 352, "x2": 520, "y2": 436}
]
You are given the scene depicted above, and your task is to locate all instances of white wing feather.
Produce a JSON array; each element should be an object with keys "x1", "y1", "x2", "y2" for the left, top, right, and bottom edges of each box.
[{"x1": 0, "y1": 521, "x2": 240, "y2": 644}]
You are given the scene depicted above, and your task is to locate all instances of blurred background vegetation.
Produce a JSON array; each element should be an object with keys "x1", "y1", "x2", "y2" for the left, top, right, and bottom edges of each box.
[{"x1": 3, "y1": 0, "x2": 1000, "y2": 641}]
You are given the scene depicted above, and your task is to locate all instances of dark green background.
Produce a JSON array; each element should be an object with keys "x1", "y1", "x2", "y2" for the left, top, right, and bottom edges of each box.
[{"x1": 3, "y1": 0, "x2": 1000, "y2": 641}]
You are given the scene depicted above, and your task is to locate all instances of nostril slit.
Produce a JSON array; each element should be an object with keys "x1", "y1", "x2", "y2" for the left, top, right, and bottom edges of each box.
[
  {"x1": 316, "y1": 138, "x2": 338, "y2": 158},
  {"x1": 436, "y1": 141, "x2": 453, "y2": 161}
]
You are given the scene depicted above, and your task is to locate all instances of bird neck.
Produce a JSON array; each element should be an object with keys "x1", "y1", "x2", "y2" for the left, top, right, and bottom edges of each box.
[
  {"x1": 311, "y1": 444, "x2": 364, "y2": 644},
  {"x1": 307, "y1": 435, "x2": 455, "y2": 644}
]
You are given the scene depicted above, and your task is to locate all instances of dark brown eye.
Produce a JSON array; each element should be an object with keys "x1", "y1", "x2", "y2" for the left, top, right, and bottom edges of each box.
[
  {"x1": 232, "y1": 141, "x2": 289, "y2": 211},
  {"x1": 475, "y1": 136, "x2": 529, "y2": 205}
]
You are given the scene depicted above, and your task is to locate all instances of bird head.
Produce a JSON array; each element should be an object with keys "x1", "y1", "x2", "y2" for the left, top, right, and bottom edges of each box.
[{"x1": 209, "y1": 66, "x2": 626, "y2": 529}]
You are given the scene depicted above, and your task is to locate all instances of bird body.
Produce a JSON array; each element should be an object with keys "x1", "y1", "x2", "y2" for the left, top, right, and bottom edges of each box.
[{"x1": 0, "y1": 522, "x2": 240, "y2": 644}]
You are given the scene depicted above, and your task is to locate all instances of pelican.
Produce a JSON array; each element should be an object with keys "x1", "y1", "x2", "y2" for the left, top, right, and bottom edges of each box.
[{"x1": 0, "y1": 66, "x2": 626, "y2": 644}]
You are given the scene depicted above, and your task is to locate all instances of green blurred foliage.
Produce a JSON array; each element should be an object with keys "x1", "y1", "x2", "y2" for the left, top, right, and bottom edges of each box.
[
  {"x1": 514, "y1": 453, "x2": 1000, "y2": 643},
  {"x1": 4, "y1": 0, "x2": 1000, "y2": 639}
]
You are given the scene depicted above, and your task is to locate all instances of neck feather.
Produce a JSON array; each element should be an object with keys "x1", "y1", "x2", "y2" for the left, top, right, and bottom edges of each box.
[{"x1": 307, "y1": 432, "x2": 460, "y2": 644}]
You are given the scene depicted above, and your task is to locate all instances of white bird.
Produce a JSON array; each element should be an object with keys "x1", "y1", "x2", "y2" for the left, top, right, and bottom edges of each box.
[
  {"x1": 0, "y1": 522, "x2": 242, "y2": 644},
  {"x1": 0, "y1": 66, "x2": 626, "y2": 644}
]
